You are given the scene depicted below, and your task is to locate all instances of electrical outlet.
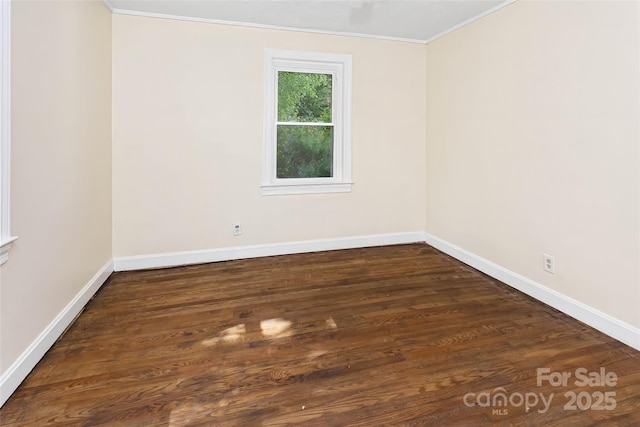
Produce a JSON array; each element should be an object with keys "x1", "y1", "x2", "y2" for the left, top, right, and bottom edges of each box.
[
  {"x1": 233, "y1": 223, "x2": 242, "y2": 236},
  {"x1": 543, "y1": 254, "x2": 555, "y2": 274}
]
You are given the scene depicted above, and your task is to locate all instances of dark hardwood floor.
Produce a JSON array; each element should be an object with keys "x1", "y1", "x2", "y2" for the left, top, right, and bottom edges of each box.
[{"x1": 1, "y1": 244, "x2": 639, "y2": 426}]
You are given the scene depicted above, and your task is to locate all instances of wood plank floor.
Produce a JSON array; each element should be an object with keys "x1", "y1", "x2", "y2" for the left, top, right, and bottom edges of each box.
[{"x1": 1, "y1": 244, "x2": 639, "y2": 426}]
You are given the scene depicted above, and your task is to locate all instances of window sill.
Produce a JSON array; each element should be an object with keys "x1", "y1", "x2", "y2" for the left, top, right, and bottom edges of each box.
[
  {"x1": 261, "y1": 182, "x2": 352, "y2": 196},
  {"x1": 0, "y1": 236, "x2": 17, "y2": 266}
]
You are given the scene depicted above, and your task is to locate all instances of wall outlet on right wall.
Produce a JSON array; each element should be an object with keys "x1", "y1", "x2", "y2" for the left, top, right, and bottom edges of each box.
[{"x1": 543, "y1": 254, "x2": 555, "y2": 274}]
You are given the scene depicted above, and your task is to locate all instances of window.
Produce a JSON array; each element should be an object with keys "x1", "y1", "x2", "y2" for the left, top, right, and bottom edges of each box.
[
  {"x1": 262, "y1": 49, "x2": 352, "y2": 195},
  {"x1": 0, "y1": 0, "x2": 16, "y2": 265}
]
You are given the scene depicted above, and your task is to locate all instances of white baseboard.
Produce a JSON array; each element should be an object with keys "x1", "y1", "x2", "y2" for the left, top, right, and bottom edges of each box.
[
  {"x1": 0, "y1": 260, "x2": 114, "y2": 407},
  {"x1": 114, "y1": 232, "x2": 640, "y2": 351},
  {"x1": 113, "y1": 232, "x2": 428, "y2": 271},
  {"x1": 3, "y1": 231, "x2": 637, "y2": 408},
  {"x1": 424, "y1": 232, "x2": 640, "y2": 351}
]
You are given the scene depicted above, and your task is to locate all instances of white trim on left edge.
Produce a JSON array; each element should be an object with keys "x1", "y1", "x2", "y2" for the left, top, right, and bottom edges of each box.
[
  {"x1": 0, "y1": 260, "x2": 114, "y2": 407},
  {"x1": 0, "y1": 236, "x2": 17, "y2": 265},
  {"x1": 113, "y1": 232, "x2": 427, "y2": 271},
  {"x1": 0, "y1": 0, "x2": 17, "y2": 266},
  {"x1": 424, "y1": 232, "x2": 640, "y2": 351}
]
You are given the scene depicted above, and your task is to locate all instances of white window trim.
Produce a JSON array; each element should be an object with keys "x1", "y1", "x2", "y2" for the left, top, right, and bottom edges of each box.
[
  {"x1": 1, "y1": 0, "x2": 17, "y2": 265},
  {"x1": 262, "y1": 49, "x2": 352, "y2": 196}
]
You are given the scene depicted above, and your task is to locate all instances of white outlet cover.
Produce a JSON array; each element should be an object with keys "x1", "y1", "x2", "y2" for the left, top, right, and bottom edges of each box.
[{"x1": 543, "y1": 254, "x2": 555, "y2": 274}]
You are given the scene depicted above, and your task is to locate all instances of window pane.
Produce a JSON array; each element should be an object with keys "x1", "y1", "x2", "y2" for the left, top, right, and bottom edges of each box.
[
  {"x1": 278, "y1": 72, "x2": 332, "y2": 123},
  {"x1": 277, "y1": 125, "x2": 333, "y2": 178}
]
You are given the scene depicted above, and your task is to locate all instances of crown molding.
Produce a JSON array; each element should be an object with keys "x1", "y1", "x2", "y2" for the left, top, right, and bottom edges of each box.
[
  {"x1": 108, "y1": 8, "x2": 427, "y2": 44},
  {"x1": 101, "y1": 0, "x2": 518, "y2": 45},
  {"x1": 424, "y1": 0, "x2": 518, "y2": 44}
]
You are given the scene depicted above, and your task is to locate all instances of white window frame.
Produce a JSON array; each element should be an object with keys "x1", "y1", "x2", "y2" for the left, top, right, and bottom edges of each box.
[
  {"x1": 0, "y1": 0, "x2": 16, "y2": 265},
  {"x1": 262, "y1": 49, "x2": 352, "y2": 196}
]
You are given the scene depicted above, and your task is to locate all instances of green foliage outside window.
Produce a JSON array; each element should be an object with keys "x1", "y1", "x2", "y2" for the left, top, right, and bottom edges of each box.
[{"x1": 277, "y1": 72, "x2": 333, "y2": 178}]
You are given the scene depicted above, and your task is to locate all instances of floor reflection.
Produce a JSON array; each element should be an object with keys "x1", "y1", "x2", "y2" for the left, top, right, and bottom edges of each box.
[
  {"x1": 201, "y1": 324, "x2": 246, "y2": 346},
  {"x1": 260, "y1": 318, "x2": 293, "y2": 338},
  {"x1": 326, "y1": 317, "x2": 337, "y2": 329},
  {"x1": 202, "y1": 316, "x2": 338, "y2": 347}
]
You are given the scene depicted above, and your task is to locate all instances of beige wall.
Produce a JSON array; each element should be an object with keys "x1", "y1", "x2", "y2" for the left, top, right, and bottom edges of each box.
[
  {"x1": 0, "y1": 0, "x2": 112, "y2": 373},
  {"x1": 425, "y1": 1, "x2": 640, "y2": 327},
  {"x1": 2, "y1": 0, "x2": 637, "y2": 387},
  {"x1": 112, "y1": 15, "x2": 427, "y2": 257}
]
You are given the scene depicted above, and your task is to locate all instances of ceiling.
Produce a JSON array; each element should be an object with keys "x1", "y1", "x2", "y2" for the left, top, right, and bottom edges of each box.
[{"x1": 103, "y1": 0, "x2": 516, "y2": 43}]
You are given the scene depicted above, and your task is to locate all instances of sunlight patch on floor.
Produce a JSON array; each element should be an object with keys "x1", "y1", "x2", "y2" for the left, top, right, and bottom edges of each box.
[
  {"x1": 201, "y1": 316, "x2": 336, "y2": 347},
  {"x1": 260, "y1": 318, "x2": 293, "y2": 338},
  {"x1": 201, "y1": 324, "x2": 246, "y2": 346},
  {"x1": 307, "y1": 349, "x2": 328, "y2": 359}
]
